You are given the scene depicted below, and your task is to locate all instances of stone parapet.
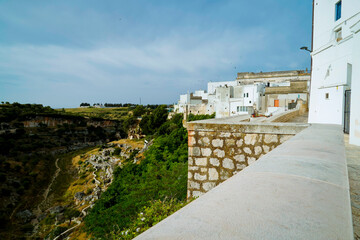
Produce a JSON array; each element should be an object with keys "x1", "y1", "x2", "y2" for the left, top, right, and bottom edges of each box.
[{"x1": 186, "y1": 119, "x2": 308, "y2": 198}]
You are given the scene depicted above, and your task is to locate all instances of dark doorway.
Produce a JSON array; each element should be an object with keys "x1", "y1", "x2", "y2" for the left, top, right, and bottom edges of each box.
[{"x1": 344, "y1": 90, "x2": 351, "y2": 133}]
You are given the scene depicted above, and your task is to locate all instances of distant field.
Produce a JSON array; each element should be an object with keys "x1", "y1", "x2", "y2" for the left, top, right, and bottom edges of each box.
[{"x1": 59, "y1": 107, "x2": 130, "y2": 120}]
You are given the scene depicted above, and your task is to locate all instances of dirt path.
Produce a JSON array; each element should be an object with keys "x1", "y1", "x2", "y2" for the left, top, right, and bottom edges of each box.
[{"x1": 36, "y1": 158, "x2": 61, "y2": 214}]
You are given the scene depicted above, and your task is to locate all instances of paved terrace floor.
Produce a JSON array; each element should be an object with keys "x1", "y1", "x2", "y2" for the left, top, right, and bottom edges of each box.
[{"x1": 345, "y1": 134, "x2": 360, "y2": 239}]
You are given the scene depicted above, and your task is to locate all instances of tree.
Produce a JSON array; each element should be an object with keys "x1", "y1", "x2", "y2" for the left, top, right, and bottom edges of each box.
[{"x1": 132, "y1": 105, "x2": 146, "y2": 117}]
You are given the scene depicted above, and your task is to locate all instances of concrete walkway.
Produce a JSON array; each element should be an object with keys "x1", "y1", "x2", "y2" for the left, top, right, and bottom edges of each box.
[{"x1": 345, "y1": 134, "x2": 360, "y2": 239}]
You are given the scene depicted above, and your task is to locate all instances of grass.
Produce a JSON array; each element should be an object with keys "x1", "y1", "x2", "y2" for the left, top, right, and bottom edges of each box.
[
  {"x1": 61, "y1": 107, "x2": 127, "y2": 114},
  {"x1": 57, "y1": 107, "x2": 131, "y2": 121}
]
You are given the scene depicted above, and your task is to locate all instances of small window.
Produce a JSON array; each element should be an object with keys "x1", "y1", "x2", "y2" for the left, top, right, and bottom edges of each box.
[
  {"x1": 237, "y1": 106, "x2": 240, "y2": 112},
  {"x1": 335, "y1": 28, "x2": 342, "y2": 42},
  {"x1": 325, "y1": 93, "x2": 329, "y2": 99},
  {"x1": 243, "y1": 93, "x2": 246, "y2": 97},
  {"x1": 246, "y1": 93, "x2": 249, "y2": 97},
  {"x1": 335, "y1": 1, "x2": 342, "y2": 21},
  {"x1": 249, "y1": 101, "x2": 252, "y2": 104}
]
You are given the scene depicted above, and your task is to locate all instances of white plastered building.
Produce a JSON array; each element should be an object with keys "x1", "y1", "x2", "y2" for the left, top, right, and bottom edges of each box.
[{"x1": 308, "y1": 0, "x2": 360, "y2": 146}]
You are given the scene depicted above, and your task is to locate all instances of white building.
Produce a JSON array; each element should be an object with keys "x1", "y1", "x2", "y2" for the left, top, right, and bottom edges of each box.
[
  {"x1": 175, "y1": 70, "x2": 310, "y2": 119},
  {"x1": 308, "y1": 0, "x2": 360, "y2": 146}
]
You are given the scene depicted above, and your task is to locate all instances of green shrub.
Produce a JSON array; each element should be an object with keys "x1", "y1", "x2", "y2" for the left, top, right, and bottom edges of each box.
[{"x1": 111, "y1": 199, "x2": 188, "y2": 239}]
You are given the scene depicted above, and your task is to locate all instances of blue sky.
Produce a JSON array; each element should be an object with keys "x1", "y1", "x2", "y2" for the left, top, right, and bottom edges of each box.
[{"x1": 0, "y1": 0, "x2": 313, "y2": 108}]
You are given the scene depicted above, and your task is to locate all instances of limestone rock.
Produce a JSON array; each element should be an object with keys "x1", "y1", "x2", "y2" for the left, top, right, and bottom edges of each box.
[
  {"x1": 208, "y1": 168, "x2": 219, "y2": 180},
  {"x1": 236, "y1": 139, "x2": 243, "y2": 147},
  {"x1": 188, "y1": 181, "x2": 200, "y2": 189},
  {"x1": 244, "y1": 134, "x2": 257, "y2": 145},
  {"x1": 212, "y1": 139, "x2": 224, "y2": 148},
  {"x1": 223, "y1": 158, "x2": 235, "y2": 169},
  {"x1": 264, "y1": 134, "x2": 278, "y2": 144},
  {"x1": 210, "y1": 158, "x2": 220, "y2": 166},
  {"x1": 202, "y1": 182, "x2": 216, "y2": 192},
  {"x1": 74, "y1": 191, "x2": 85, "y2": 201},
  {"x1": 194, "y1": 173, "x2": 207, "y2": 181},
  {"x1": 201, "y1": 148, "x2": 212, "y2": 157},
  {"x1": 244, "y1": 147, "x2": 252, "y2": 154},
  {"x1": 234, "y1": 154, "x2": 245, "y2": 162},
  {"x1": 214, "y1": 149, "x2": 225, "y2": 158},
  {"x1": 195, "y1": 158, "x2": 207, "y2": 166}
]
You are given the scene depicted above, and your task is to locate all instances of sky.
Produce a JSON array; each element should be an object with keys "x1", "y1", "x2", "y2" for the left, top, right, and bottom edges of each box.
[{"x1": 0, "y1": 0, "x2": 313, "y2": 108}]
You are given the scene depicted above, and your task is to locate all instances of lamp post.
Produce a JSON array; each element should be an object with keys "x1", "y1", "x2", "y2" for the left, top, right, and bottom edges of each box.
[
  {"x1": 300, "y1": 46, "x2": 312, "y2": 53},
  {"x1": 300, "y1": 46, "x2": 312, "y2": 114}
]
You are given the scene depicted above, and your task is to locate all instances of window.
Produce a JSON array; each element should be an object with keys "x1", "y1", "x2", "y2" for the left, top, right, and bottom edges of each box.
[
  {"x1": 335, "y1": 28, "x2": 342, "y2": 42},
  {"x1": 237, "y1": 106, "x2": 240, "y2": 112},
  {"x1": 335, "y1": 1, "x2": 342, "y2": 21},
  {"x1": 246, "y1": 93, "x2": 249, "y2": 97},
  {"x1": 325, "y1": 93, "x2": 329, "y2": 99}
]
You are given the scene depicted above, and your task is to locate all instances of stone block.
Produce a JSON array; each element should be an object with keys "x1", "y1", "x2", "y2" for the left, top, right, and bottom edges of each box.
[
  {"x1": 192, "y1": 191, "x2": 204, "y2": 198},
  {"x1": 280, "y1": 135, "x2": 293, "y2": 144},
  {"x1": 244, "y1": 134, "x2": 257, "y2": 145},
  {"x1": 202, "y1": 182, "x2": 216, "y2": 192},
  {"x1": 220, "y1": 132, "x2": 231, "y2": 138},
  {"x1": 194, "y1": 173, "x2": 207, "y2": 181},
  {"x1": 188, "y1": 157, "x2": 194, "y2": 165},
  {"x1": 254, "y1": 146, "x2": 262, "y2": 155},
  {"x1": 188, "y1": 130, "x2": 195, "y2": 136},
  {"x1": 208, "y1": 168, "x2": 219, "y2": 180},
  {"x1": 188, "y1": 136, "x2": 196, "y2": 146},
  {"x1": 212, "y1": 139, "x2": 224, "y2": 147},
  {"x1": 214, "y1": 149, "x2": 225, "y2": 158},
  {"x1": 236, "y1": 163, "x2": 247, "y2": 170},
  {"x1": 225, "y1": 139, "x2": 235, "y2": 146},
  {"x1": 188, "y1": 166, "x2": 199, "y2": 171},
  {"x1": 223, "y1": 158, "x2": 235, "y2": 169},
  {"x1": 198, "y1": 131, "x2": 207, "y2": 137},
  {"x1": 220, "y1": 169, "x2": 232, "y2": 180},
  {"x1": 200, "y1": 168, "x2": 207, "y2": 173},
  {"x1": 188, "y1": 172, "x2": 193, "y2": 179},
  {"x1": 244, "y1": 147, "x2": 252, "y2": 154},
  {"x1": 195, "y1": 158, "x2": 207, "y2": 166},
  {"x1": 189, "y1": 147, "x2": 201, "y2": 156},
  {"x1": 188, "y1": 180, "x2": 200, "y2": 189},
  {"x1": 247, "y1": 157, "x2": 256, "y2": 165},
  {"x1": 201, "y1": 148, "x2": 212, "y2": 157},
  {"x1": 234, "y1": 154, "x2": 245, "y2": 162},
  {"x1": 228, "y1": 148, "x2": 235, "y2": 156},
  {"x1": 264, "y1": 134, "x2": 278, "y2": 144},
  {"x1": 199, "y1": 137, "x2": 210, "y2": 146},
  {"x1": 210, "y1": 158, "x2": 220, "y2": 166},
  {"x1": 263, "y1": 145, "x2": 270, "y2": 153},
  {"x1": 232, "y1": 133, "x2": 242, "y2": 138},
  {"x1": 236, "y1": 139, "x2": 243, "y2": 147}
]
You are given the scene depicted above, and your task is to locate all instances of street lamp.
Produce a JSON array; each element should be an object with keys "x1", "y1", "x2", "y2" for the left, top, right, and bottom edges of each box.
[{"x1": 300, "y1": 46, "x2": 311, "y2": 52}]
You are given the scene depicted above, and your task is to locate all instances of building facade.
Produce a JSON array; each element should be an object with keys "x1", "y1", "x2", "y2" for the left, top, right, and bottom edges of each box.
[
  {"x1": 308, "y1": 0, "x2": 360, "y2": 145},
  {"x1": 175, "y1": 70, "x2": 310, "y2": 119}
]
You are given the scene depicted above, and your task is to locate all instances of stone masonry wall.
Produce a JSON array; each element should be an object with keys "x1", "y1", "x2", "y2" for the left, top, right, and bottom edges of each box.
[{"x1": 187, "y1": 122, "x2": 307, "y2": 198}]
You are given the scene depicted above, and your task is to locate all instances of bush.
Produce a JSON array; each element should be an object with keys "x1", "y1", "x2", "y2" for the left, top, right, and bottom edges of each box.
[{"x1": 111, "y1": 199, "x2": 188, "y2": 239}]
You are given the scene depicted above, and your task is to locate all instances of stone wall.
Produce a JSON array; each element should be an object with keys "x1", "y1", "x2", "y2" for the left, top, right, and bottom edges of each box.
[{"x1": 187, "y1": 120, "x2": 307, "y2": 198}]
